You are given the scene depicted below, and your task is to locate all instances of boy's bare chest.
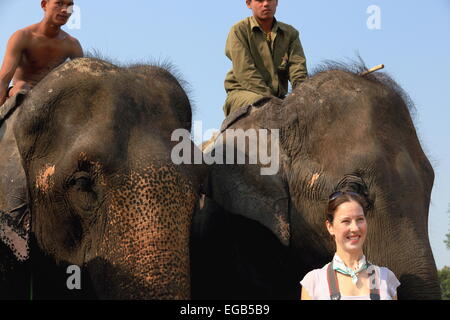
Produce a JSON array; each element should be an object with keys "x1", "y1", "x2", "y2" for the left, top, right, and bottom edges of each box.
[{"x1": 22, "y1": 37, "x2": 72, "y2": 70}]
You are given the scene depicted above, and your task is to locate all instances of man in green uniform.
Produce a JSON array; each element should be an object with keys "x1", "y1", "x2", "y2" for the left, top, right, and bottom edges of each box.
[{"x1": 223, "y1": 0, "x2": 308, "y2": 116}]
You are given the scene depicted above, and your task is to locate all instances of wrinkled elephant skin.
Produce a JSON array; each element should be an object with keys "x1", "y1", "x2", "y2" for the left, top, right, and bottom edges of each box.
[
  {"x1": 191, "y1": 67, "x2": 441, "y2": 300},
  {"x1": 0, "y1": 58, "x2": 205, "y2": 299}
]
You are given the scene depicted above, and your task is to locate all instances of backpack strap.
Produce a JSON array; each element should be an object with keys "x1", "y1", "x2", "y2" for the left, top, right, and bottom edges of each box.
[
  {"x1": 328, "y1": 261, "x2": 381, "y2": 300},
  {"x1": 367, "y1": 264, "x2": 380, "y2": 300},
  {"x1": 327, "y1": 262, "x2": 341, "y2": 300}
]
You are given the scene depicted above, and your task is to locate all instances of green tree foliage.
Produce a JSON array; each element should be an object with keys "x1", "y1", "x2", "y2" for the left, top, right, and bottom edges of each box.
[
  {"x1": 438, "y1": 266, "x2": 450, "y2": 300},
  {"x1": 446, "y1": 233, "x2": 450, "y2": 249},
  {"x1": 437, "y1": 205, "x2": 450, "y2": 300},
  {"x1": 445, "y1": 204, "x2": 450, "y2": 250}
]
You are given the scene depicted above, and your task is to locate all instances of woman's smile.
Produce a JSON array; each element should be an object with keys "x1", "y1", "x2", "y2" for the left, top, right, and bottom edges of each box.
[{"x1": 346, "y1": 234, "x2": 361, "y2": 243}]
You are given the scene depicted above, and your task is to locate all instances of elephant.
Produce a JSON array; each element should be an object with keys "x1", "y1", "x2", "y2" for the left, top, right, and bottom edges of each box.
[
  {"x1": 0, "y1": 57, "x2": 205, "y2": 299},
  {"x1": 190, "y1": 63, "x2": 441, "y2": 300}
]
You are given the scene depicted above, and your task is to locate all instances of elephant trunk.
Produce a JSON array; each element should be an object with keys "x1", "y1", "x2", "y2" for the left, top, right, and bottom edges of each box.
[
  {"x1": 89, "y1": 165, "x2": 197, "y2": 299},
  {"x1": 365, "y1": 217, "x2": 441, "y2": 300},
  {"x1": 396, "y1": 258, "x2": 441, "y2": 300}
]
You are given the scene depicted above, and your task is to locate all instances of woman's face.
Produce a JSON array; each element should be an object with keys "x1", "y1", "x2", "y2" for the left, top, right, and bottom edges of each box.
[{"x1": 326, "y1": 200, "x2": 367, "y2": 254}]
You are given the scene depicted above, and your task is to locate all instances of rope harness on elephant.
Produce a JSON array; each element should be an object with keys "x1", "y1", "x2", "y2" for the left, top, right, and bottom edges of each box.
[
  {"x1": 0, "y1": 90, "x2": 28, "y2": 127},
  {"x1": 0, "y1": 202, "x2": 30, "y2": 261},
  {"x1": 327, "y1": 261, "x2": 380, "y2": 300}
]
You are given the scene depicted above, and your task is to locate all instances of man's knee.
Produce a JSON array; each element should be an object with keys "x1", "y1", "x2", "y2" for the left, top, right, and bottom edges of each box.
[{"x1": 223, "y1": 90, "x2": 265, "y2": 116}]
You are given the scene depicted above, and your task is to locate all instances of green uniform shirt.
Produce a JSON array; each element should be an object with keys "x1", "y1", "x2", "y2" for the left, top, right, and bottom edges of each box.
[{"x1": 223, "y1": 16, "x2": 308, "y2": 115}]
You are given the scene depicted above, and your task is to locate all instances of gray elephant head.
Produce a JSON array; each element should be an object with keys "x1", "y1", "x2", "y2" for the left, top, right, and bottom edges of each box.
[
  {"x1": 0, "y1": 58, "x2": 205, "y2": 299},
  {"x1": 192, "y1": 63, "x2": 440, "y2": 300}
]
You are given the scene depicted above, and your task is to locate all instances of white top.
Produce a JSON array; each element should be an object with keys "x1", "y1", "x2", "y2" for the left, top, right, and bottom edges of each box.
[{"x1": 300, "y1": 263, "x2": 401, "y2": 300}]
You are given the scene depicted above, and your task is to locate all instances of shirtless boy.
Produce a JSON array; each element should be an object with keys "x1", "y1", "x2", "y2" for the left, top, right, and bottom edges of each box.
[{"x1": 0, "y1": 0, "x2": 83, "y2": 106}]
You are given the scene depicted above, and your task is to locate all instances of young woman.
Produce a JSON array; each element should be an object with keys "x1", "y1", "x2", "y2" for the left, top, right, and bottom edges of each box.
[{"x1": 300, "y1": 181, "x2": 401, "y2": 300}]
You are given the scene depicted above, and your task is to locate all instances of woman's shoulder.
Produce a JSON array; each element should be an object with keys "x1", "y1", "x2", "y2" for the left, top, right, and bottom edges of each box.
[
  {"x1": 377, "y1": 266, "x2": 400, "y2": 281},
  {"x1": 300, "y1": 263, "x2": 331, "y2": 299},
  {"x1": 300, "y1": 263, "x2": 330, "y2": 282},
  {"x1": 373, "y1": 265, "x2": 401, "y2": 299}
]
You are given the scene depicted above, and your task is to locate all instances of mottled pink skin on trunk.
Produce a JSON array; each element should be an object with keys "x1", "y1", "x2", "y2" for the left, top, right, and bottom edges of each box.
[{"x1": 96, "y1": 164, "x2": 197, "y2": 299}]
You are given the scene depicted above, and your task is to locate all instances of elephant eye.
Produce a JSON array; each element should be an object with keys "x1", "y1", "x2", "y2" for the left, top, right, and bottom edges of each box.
[
  {"x1": 69, "y1": 172, "x2": 93, "y2": 192},
  {"x1": 67, "y1": 172, "x2": 99, "y2": 213}
]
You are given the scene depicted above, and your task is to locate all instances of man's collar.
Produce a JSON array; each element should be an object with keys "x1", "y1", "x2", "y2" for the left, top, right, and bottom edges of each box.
[{"x1": 250, "y1": 16, "x2": 285, "y2": 33}]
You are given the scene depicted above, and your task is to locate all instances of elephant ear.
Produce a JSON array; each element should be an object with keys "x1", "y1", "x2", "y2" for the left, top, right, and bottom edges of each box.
[
  {"x1": 204, "y1": 98, "x2": 291, "y2": 246},
  {"x1": 0, "y1": 91, "x2": 31, "y2": 262}
]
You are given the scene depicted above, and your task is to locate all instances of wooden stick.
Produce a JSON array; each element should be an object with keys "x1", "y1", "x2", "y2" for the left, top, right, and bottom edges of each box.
[{"x1": 360, "y1": 64, "x2": 384, "y2": 76}]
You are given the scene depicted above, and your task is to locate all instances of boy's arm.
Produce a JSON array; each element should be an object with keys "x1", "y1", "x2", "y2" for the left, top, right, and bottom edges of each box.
[
  {"x1": 287, "y1": 30, "x2": 308, "y2": 90},
  {"x1": 0, "y1": 30, "x2": 27, "y2": 106},
  {"x1": 70, "y1": 38, "x2": 84, "y2": 59},
  {"x1": 226, "y1": 28, "x2": 272, "y2": 96}
]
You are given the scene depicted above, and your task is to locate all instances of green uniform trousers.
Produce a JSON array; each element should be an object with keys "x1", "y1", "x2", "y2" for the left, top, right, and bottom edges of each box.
[{"x1": 223, "y1": 90, "x2": 267, "y2": 116}]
